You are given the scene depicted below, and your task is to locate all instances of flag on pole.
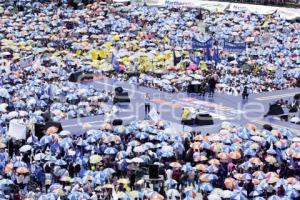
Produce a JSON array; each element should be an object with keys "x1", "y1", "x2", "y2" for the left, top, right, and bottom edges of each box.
[
  {"x1": 189, "y1": 51, "x2": 201, "y2": 65},
  {"x1": 204, "y1": 47, "x2": 212, "y2": 61},
  {"x1": 213, "y1": 48, "x2": 221, "y2": 63}
]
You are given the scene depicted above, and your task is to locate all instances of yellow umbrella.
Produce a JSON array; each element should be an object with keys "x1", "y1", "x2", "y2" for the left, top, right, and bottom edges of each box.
[{"x1": 117, "y1": 178, "x2": 130, "y2": 184}]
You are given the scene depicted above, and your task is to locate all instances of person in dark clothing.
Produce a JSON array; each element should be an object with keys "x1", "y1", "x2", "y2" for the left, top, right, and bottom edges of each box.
[
  {"x1": 208, "y1": 77, "x2": 217, "y2": 98},
  {"x1": 242, "y1": 86, "x2": 249, "y2": 100},
  {"x1": 245, "y1": 181, "x2": 254, "y2": 198},
  {"x1": 129, "y1": 172, "x2": 136, "y2": 191},
  {"x1": 8, "y1": 139, "x2": 14, "y2": 158},
  {"x1": 68, "y1": 164, "x2": 75, "y2": 178}
]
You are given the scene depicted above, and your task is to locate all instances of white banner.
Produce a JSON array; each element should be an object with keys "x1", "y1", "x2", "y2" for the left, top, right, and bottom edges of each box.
[
  {"x1": 8, "y1": 120, "x2": 27, "y2": 140},
  {"x1": 143, "y1": 0, "x2": 300, "y2": 20}
]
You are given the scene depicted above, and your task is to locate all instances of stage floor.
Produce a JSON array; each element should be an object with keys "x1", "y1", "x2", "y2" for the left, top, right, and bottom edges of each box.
[{"x1": 61, "y1": 77, "x2": 300, "y2": 135}]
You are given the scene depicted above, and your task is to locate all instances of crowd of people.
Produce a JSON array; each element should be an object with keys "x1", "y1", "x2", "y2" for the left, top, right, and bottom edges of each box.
[
  {"x1": 1, "y1": 120, "x2": 300, "y2": 200},
  {"x1": 0, "y1": 0, "x2": 299, "y2": 95},
  {"x1": 0, "y1": 0, "x2": 299, "y2": 199}
]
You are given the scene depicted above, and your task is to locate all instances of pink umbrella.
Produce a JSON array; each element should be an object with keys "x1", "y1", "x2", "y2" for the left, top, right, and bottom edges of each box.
[{"x1": 187, "y1": 63, "x2": 198, "y2": 71}]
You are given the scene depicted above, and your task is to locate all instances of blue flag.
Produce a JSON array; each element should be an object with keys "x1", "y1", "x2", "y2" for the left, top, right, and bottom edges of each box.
[
  {"x1": 111, "y1": 53, "x2": 120, "y2": 72},
  {"x1": 213, "y1": 48, "x2": 221, "y2": 63},
  {"x1": 223, "y1": 40, "x2": 246, "y2": 53},
  {"x1": 189, "y1": 52, "x2": 201, "y2": 65},
  {"x1": 204, "y1": 47, "x2": 212, "y2": 61},
  {"x1": 192, "y1": 38, "x2": 213, "y2": 49}
]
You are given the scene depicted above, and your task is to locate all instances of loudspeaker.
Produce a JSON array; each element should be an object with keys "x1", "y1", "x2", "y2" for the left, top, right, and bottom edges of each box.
[
  {"x1": 149, "y1": 164, "x2": 159, "y2": 179},
  {"x1": 266, "y1": 104, "x2": 284, "y2": 116},
  {"x1": 115, "y1": 87, "x2": 124, "y2": 94},
  {"x1": 34, "y1": 123, "x2": 45, "y2": 139},
  {"x1": 181, "y1": 119, "x2": 194, "y2": 125},
  {"x1": 195, "y1": 114, "x2": 214, "y2": 126},
  {"x1": 112, "y1": 119, "x2": 123, "y2": 126}
]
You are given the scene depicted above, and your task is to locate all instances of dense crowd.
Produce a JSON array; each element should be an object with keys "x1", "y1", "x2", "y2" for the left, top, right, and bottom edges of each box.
[
  {"x1": 1, "y1": 120, "x2": 300, "y2": 199},
  {"x1": 0, "y1": 0, "x2": 299, "y2": 95},
  {"x1": 0, "y1": 0, "x2": 299, "y2": 199}
]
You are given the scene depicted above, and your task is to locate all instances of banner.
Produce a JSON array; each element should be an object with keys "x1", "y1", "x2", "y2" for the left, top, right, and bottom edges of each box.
[
  {"x1": 192, "y1": 38, "x2": 213, "y2": 49},
  {"x1": 8, "y1": 120, "x2": 27, "y2": 140},
  {"x1": 223, "y1": 40, "x2": 246, "y2": 53}
]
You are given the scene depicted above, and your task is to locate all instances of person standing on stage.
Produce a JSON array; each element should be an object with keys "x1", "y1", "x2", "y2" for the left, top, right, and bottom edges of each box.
[{"x1": 144, "y1": 93, "x2": 151, "y2": 118}]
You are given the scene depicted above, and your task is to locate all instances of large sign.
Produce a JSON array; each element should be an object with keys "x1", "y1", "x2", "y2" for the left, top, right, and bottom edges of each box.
[
  {"x1": 8, "y1": 120, "x2": 27, "y2": 140},
  {"x1": 223, "y1": 40, "x2": 246, "y2": 53},
  {"x1": 192, "y1": 38, "x2": 213, "y2": 49},
  {"x1": 142, "y1": 0, "x2": 300, "y2": 20}
]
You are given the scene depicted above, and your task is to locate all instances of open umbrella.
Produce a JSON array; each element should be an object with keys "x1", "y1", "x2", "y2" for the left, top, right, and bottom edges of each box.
[
  {"x1": 89, "y1": 155, "x2": 102, "y2": 164},
  {"x1": 200, "y1": 183, "x2": 214, "y2": 192},
  {"x1": 166, "y1": 189, "x2": 180, "y2": 198},
  {"x1": 104, "y1": 147, "x2": 118, "y2": 155},
  {"x1": 16, "y1": 167, "x2": 29, "y2": 174},
  {"x1": 19, "y1": 145, "x2": 32, "y2": 153}
]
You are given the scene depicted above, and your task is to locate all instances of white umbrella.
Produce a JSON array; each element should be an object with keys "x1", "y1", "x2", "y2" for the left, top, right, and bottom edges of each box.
[
  {"x1": 0, "y1": 103, "x2": 8, "y2": 113},
  {"x1": 0, "y1": 88, "x2": 10, "y2": 99},
  {"x1": 19, "y1": 145, "x2": 32, "y2": 152},
  {"x1": 8, "y1": 111, "x2": 19, "y2": 119},
  {"x1": 166, "y1": 189, "x2": 180, "y2": 198},
  {"x1": 34, "y1": 153, "x2": 46, "y2": 161}
]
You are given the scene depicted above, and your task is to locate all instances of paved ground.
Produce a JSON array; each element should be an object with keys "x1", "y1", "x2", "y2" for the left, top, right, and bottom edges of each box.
[{"x1": 61, "y1": 77, "x2": 300, "y2": 135}]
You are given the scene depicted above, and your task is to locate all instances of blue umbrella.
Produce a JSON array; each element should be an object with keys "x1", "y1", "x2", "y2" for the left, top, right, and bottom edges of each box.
[
  {"x1": 0, "y1": 179, "x2": 13, "y2": 185},
  {"x1": 254, "y1": 197, "x2": 266, "y2": 200},
  {"x1": 172, "y1": 142, "x2": 185, "y2": 152},
  {"x1": 55, "y1": 159, "x2": 67, "y2": 166},
  {"x1": 156, "y1": 133, "x2": 169, "y2": 141},
  {"x1": 94, "y1": 172, "x2": 106, "y2": 184},
  {"x1": 182, "y1": 163, "x2": 194, "y2": 172},
  {"x1": 49, "y1": 183, "x2": 63, "y2": 192},
  {"x1": 265, "y1": 134, "x2": 277, "y2": 143},
  {"x1": 40, "y1": 135, "x2": 52, "y2": 145},
  {"x1": 104, "y1": 147, "x2": 118, "y2": 155},
  {"x1": 268, "y1": 195, "x2": 281, "y2": 200},
  {"x1": 38, "y1": 193, "x2": 57, "y2": 200},
  {"x1": 238, "y1": 128, "x2": 250, "y2": 139},
  {"x1": 144, "y1": 142, "x2": 155, "y2": 149},
  {"x1": 250, "y1": 191, "x2": 262, "y2": 197},
  {"x1": 230, "y1": 192, "x2": 247, "y2": 200},
  {"x1": 242, "y1": 173, "x2": 252, "y2": 180},
  {"x1": 161, "y1": 151, "x2": 174, "y2": 158},
  {"x1": 68, "y1": 192, "x2": 90, "y2": 200},
  {"x1": 77, "y1": 140, "x2": 88, "y2": 146},
  {"x1": 70, "y1": 177, "x2": 83, "y2": 184},
  {"x1": 164, "y1": 179, "x2": 177, "y2": 187},
  {"x1": 201, "y1": 141, "x2": 211, "y2": 150},
  {"x1": 86, "y1": 136, "x2": 97, "y2": 143},
  {"x1": 200, "y1": 183, "x2": 213, "y2": 192},
  {"x1": 222, "y1": 145, "x2": 232, "y2": 152},
  {"x1": 206, "y1": 165, "x2": 219, "y2": 173},
  {"x1": 103, "y1": 168, "x2": 115, "y2": 176},
  {"x1": 244, "y1": 148, "x2": 256, "y2": 156},
  {"x1": 287, "y1": 190, "x2": 299, "y2": 198},
  {"x1": 240, "y1": 161, "x2": 253, "y2": 170},
  {"x1": 136, "y1": 132, "x2": 149, "y2": 140},
  {"x1": 13, "y1": 160, "x2": 27, "y2": 168}
]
